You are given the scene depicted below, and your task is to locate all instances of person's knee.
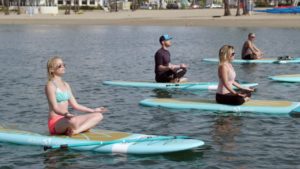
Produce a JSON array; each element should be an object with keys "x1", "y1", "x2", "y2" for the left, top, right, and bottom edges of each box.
[
  {"x1": 93, "y1": 113, "x2": 103, "y2": 122},
  {"x1": 67, "y1": 118, "x2": 79, "y2": 129}
]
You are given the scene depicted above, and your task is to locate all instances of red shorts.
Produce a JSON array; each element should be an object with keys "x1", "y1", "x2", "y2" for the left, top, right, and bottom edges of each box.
[{"x1": 48, "y1": 115, "x2": 64, "y2": 135}]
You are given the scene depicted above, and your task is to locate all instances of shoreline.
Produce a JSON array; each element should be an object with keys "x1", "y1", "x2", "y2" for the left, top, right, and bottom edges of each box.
[{"x1": 0, "y1": 9, "x2": 300, "y2": 28}]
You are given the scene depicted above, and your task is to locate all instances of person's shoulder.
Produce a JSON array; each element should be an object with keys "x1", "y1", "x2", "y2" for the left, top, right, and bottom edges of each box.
[
  {"x1": 45, "y1": 81, "x2": 54, "y2": 90},
  {"x1": 155, "y1": 48, "x2": 163, "y2": 56},
  {"x1": 243, "y1": 40, "x2": 249, "y2": 44},
  {"x1": 156, "y1": 48, "x2": 164, "y2": 53},
  {"x1": 218, "y1": 63, "x2": 228, "y2": 69},
  {"x1": 64, "y1": 81, "x2": 71, "y2": 89}
]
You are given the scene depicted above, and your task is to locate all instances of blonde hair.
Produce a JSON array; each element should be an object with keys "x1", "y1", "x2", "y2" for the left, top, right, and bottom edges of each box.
[
  {"x1": 219, "y1": 45, "x2": 234, "y2": 64},
  {"x1": 47, "y1": 56, "x2": 62, "y2": 81}
]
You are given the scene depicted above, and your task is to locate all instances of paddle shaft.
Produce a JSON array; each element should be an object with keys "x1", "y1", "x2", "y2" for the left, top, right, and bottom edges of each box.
[{"x1": 44, "y1": 135, "x2": 189, "y2": 151}]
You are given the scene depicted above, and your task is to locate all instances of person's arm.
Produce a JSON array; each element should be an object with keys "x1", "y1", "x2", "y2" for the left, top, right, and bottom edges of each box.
[
  {"x1": 218, "y1": 65, "x2": 237, "y2": 95},
  {"x1": 45, "y1": 83, "x2": 71, "y2": 116},
  {"x1": 155, "y1": 52, "x2": 178, "y2": 71},
  {"x1": 232, "y1": 81, "x2": 249, "y2": 90},
  {"x1": 252, "y1": 44, "x2": 263, "y2": 55},
  {"x1": 67, "y1": 83, "x2": 107, "y2": 113},
  {"x1": 158, "y1": 64, "x2": 173, "y2": 72},
  {"x1": 248, "y1": 41, "x2": 263, "y2": 56}
]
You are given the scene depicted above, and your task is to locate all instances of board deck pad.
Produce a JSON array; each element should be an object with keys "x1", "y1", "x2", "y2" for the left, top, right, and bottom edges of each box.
[
  {"x1": 140, "y1": 98, "x2": 300, "y2": 114},
  {"x1": 59, "y1": 130, "x2": 131, "y2": 141}
]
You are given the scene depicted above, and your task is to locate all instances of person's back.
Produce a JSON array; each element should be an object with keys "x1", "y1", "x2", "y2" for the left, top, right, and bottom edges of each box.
[
  {"x1": 241, "y1": 40, "x2": 252, "y2": 59},
  {"x1": 154, "y1": 47, "x2": 171, "y2": 77}
]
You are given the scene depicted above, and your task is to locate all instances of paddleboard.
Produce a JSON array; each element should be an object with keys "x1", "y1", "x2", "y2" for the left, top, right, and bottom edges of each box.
[
  {"x1": 140, "y1": 98, "x2": 300, "y2": 114},
  {"x1": 103, "y1": 80, "x2": 258, "y2": 90},
  {"x1": 202, "y1": 58, "x2": 300, "y2": 64},
  {"x1": 255, "y1": 7, "x2": 300, "y2": 14},
  {"x1": 269, "y1": 74, "x2": 300, "y2": 82},
  {"x1": 0, "y1": 126, "x2": 204, "y2": 154}
]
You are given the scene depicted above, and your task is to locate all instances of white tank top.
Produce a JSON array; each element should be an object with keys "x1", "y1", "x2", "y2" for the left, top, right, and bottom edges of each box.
[{"x1": 217, "y1": 63, "x2": 236, "y2": 94}]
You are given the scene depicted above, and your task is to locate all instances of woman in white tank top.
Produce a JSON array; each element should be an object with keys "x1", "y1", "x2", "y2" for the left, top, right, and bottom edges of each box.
[{"x1": 216, "y1": 45, "x2": 254, "y2": 105}]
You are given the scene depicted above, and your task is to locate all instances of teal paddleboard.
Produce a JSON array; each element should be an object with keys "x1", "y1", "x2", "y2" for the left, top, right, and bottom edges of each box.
[
  {"x1": 103, "y1": 80, "x2": 258, "y2": 90},
  {"x1": 140, "y1": 98, "x2": 300, "y2": 114},
  {"x1": 202, "y1": 58, "x2": 300, "y2": 64},
  {"x1": 269, "y1": 74, "x2": 300, "y2": 82},
  {"x1": 0, "y1": 126, "x2": 204, "y2": 154}
]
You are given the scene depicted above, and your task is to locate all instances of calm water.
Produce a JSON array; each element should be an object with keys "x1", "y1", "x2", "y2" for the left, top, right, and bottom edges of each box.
[{"x1": 0, "y1": 25, "x2": 300, "y2": 168}]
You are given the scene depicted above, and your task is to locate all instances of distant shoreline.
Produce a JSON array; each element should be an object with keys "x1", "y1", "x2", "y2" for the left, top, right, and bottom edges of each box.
[{"x1": 0, "y1": 9, "x2": 300, "y2": 28}]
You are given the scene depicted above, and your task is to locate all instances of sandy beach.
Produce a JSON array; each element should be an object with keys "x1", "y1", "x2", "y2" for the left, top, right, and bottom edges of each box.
[{"x1": 0, "y1": 8, "x2": 300, "y2": 27}]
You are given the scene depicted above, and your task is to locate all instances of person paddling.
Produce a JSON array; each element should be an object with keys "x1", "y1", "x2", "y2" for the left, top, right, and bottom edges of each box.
[
  {"x1": 45, "y1": 56, "x2": 107, "y2": 136},
  {"x1": 154, "y1": 34, "x2": 188, "y2": 83},
  {"x1": 241, "y1": 33, "x2": 263, "y2": 60},
  {"x1": 216, "y1": 45, "x2": 254, "y2": 105}
]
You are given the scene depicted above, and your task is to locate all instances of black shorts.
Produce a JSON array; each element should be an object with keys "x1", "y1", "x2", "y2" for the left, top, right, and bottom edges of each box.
[
  {"x1": 242, "y1": 54, "x2": 255, "y2": 60},
  {"x1": 155, "y1": 68, "x2": 187, "y2": 83},
  {"x1": 216, "y1": 90, "x2": 251, "y2": 106}
]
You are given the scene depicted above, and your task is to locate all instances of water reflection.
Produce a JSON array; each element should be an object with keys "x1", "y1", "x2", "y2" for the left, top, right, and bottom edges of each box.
[
  {"x1": 151, "y1": 89, "x2": 173, "y2": 98},
  {"x1": 42, "y1": 148, "x2": 205, "y2": 168},
  {"x1": 212, "y1": 116, "x2": 241, "y2": 149}
]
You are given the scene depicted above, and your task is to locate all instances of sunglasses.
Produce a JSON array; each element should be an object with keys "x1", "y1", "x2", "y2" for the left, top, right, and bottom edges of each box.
[
  {"x1": 231, "y1": 52, "x2": 235, "y2": 56},
  {"x1": 56, "y1": 63, "x2": 66, "y2": 69},
  {"x1": 250, "y1": 36, "x2": 256, "y2": 38}
]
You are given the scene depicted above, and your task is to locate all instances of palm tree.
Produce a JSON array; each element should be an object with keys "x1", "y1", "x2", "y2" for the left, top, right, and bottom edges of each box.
[
  {"x1": 223, "y1": 0, "x2": 231, "y2": 16},
  {"x1": 17, "y1": 0, "x2": 21, "y2": 14},
  {"x1": 236, "y1": 0, "x2": 241, "y2": 16},
  {"x1": 74, "y1": 0, "x2": 79, "y2": 13},
  {"x1": 242, "y1": 0, "x2": 248, "y2": 15},
  {"x1": 65, "y1": 0, "x2": 71, "y2": 14},
  {"x1": 4, "y1": 0, "x2": 9, "y2": 15}
]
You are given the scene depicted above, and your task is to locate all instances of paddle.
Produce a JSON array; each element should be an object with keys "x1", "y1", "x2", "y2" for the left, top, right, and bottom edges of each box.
[{"x1": 43, "y1": 135, "x2": 190, "y2": 151}]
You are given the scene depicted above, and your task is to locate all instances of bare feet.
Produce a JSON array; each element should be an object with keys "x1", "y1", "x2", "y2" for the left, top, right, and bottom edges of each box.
[
  {"x1": 244, "y1": 97, "x2": 250, "y2": 102},
  {"x1": 178, "y1": 77, "x2": 188, "y2": 83},
  {"x1": 66, "y1": 127, "x2": 75, "y2": 136},
  {"x1": 170, "y1": 78, "x2": 179, "y2": 83}
]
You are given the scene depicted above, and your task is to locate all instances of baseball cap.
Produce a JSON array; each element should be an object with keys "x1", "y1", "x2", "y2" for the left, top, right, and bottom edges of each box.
[{"x1": 159, "y1": 34, "x2": 173, "y2": 43}]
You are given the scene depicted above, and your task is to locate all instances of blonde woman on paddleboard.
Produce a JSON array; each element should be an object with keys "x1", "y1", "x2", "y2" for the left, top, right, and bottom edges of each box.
[
  {"x1": 216, "y1": 45, "x2": 254, "y2": 105},
  {"x1": 45, "y1": 56, "x2": 107, "y2": 135}
]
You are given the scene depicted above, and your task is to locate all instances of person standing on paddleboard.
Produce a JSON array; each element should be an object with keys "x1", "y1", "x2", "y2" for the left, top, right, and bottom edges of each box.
[
  {"x1": 216, "y1": 45, "x2": 254, "y2": 105},
  {"x1": 154, "y1": 34, "x2": 188, "y2": 83},
  {"x1": 45, "y1": 56, "x2": 107, "y2": 136},
  {"x1": 241, "y1": 33, "x2": 264, "y2": 60}
]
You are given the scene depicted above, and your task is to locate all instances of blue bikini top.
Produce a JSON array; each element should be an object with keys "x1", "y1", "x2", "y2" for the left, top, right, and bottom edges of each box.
[{"x1": 52, "y1": 81, "x2": 71, "y2": 103}]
